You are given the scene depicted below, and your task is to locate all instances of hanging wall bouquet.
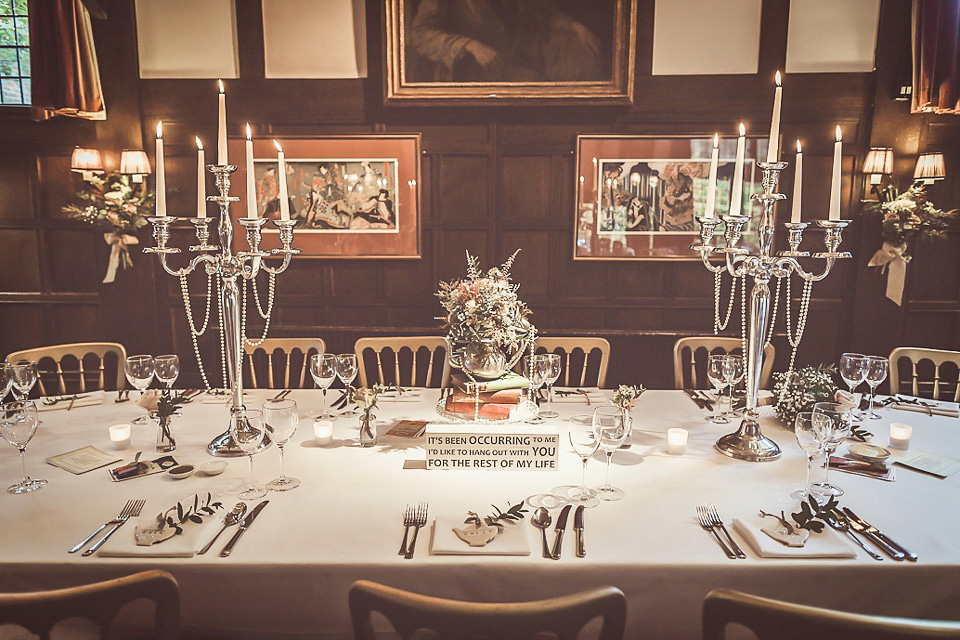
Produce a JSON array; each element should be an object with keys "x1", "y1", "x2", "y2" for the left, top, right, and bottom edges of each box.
[{"x1": 62, "y1": 172, "x2": 155, "y2": 283}]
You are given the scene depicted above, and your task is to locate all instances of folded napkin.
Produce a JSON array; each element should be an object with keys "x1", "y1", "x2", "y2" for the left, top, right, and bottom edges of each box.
[
  {"x1": 37, "y1": 391, "x2": 106, "y2": 412},
  {"x1": 891, "y1": 403, "x2": 959, "y2": 418},
  {"x1": 201, "y1": 392, "x2": 249, "y2": 405},
  {"x1": 430, "y1": 517, "x2": 531, "y2": 556},
  {"x1": 550, "y1": 388, "x2": 606, "y2": 405},
  {"x1": 731, "y1": 516, "x2": 856, "y2": 559},
  {"x1": 378, "y1": 389, "x2": 424, "y2": 403},
  {"x1": 97, "y1": 509, "x2": 224, "y2": 558}
]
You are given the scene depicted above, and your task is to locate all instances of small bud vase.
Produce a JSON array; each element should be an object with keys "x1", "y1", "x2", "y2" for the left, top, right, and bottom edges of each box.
[
  {"x1": 359, "y1": 411, "x2": 377, "y2": 447},
  {"x1": 155, "y1": 413, "x2": 176, "y2": 452}
]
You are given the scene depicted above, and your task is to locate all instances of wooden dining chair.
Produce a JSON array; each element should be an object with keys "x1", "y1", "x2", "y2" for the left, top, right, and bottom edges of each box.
[
  {"x1": 532, "y1": 337, "x2": 611, "y2": 388},
  {"x1": 673, "y1": 337, "x2": 775, "y2": 390},
  {"x1": 888, "y1": 347, "x2": 960, "y2": 402},
  {"x1": 243, "y1": 338, "x2": 326, "y2": 389},
  {"x1": 349, "y1": 580, "x2": 626, "y2": 640},
  {"x1": 702, "y1": 589, "x2": 960, "y2": 640},
  {"x1": 6, "y1": 342, "x2": 127, "y2": 395},
  {"x1": 0, "y1": 570, "x2": 180, "y2": 640},
  {"x1": 354, "y1": 337, "x2": 450, "y2": 388}
]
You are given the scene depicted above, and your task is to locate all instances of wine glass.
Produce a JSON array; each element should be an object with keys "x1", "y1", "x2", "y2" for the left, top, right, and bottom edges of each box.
[
  {"x1": 310, "y1": 353, "x2": 337, "y2": 419},
  {"x1": 0, "y1": 401, "x2": 46, "y2": 494},
  {"x1": 538, "y1": 353, "x2": 562, "y2": 418},
  {"x1": 790, "y1": 411, "x2": 827, "y2": 503},
  {"x1": 560, "y1": 414, "x2": 601, "y2": 507},
  {"x1": 524, "y1": 355, "x2": 547, "y2": 404},
  {"x1": 592, "y1": 406, "x2": 628, "y2": 501},
  {"x1": 335, "y1": 354, "x2": 359, "y2": 417},
  {"x1": 233, "y1": 409, "x2": 266, "y2": 500},
  {"x1": 838, "y1": 353, "x2": 867, "y2": 421},
  {"x1": 722, "y1": 355, "x2": 745, "y2": 417},
  {"x1": 264, "y1": 398, "x2": 300, "y2": 491},
  {"x1": 125, "y1": 355, "x2": 154, "y2": 425},
  {"x1": 863, "y1": 355, "x2": 889, "y2": 420},
  {"x1": 1, "y1": 363, "x2": 13, "y2": 401},
  {"x1": 9, "y1": 360, "x2": 37, "y2": 402},
  {"x1": 153, "y1": 354, "x2": 180, "y2": 389},
  {"x1": 811, "y1": 401, "x2": 851, "y2": 497},
  {"x1": 706, "y1": 354, "x2": 729, "y2": 424}
]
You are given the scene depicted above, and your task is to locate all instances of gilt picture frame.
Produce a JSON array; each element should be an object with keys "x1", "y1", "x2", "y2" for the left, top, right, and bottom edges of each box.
[
  {"x1": 574, "y1": 135, "x2": 769, "y2": 261},
  {"x1": 384, "y1": 0, "x2": 637, "y2": 105},
  {"x1": 229, "y1": 135, "x2": 421, "y2": 259}
]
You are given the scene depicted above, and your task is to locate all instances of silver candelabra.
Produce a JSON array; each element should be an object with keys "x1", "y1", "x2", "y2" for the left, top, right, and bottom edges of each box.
[
  {"x1": 693, "y1": 160, "x2": 850, "y2": 462},
  {"x1": 145, "y1": 163, "x2": 299, "y2": 456}
]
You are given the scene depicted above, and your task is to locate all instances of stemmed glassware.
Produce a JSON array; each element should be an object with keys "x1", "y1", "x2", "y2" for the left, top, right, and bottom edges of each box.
[
  {"x1": 838, "y1": 353, "x2": 867, "y2": 421},
  {"x1": 309, "y1": 353, "x2": 337, "y2": 419},
  {"x1": 9, "y1": 360, "x2": 37, "y2": 402},
  {"x1": 706, "y1": 354, "x2": 729, "y2": 424},
  {"x1": 722, "y1": 355, "x2": 745, "y2": 417},
  {"x1": 592, "y1": 406, "x2": 628, "y2": 501},
  {"x1": 335, "y1": 354, "x2": 359, "y2": 417},
  {"x1": 524, "y1": 355, "x2": 547, "y2": 405},
  {"x1": 811, "y1": 401, "x2": 852, "y2": 497},
  {"x1": 232, "y1": 409, "x2": 266, "y2": 500},
  {"x1": 124, "y1": 355, "x2": 155, "y2": 424},
  {"x1": 0, "y1": 401, "x2": 46, "y2": 494},
  {"x1": 153, "y1": 355, "x2": 180, "y2": 389},
  {"x1": 263, "y1": 398, "x2": 300, "y2": 491},
  {"x1": 790, "y1": 411, "x2": 827, "y2": 503},
  {"x1": 561, "y1": 414, "x2": 601, "y2": 507},
  {"x1": 538, "y1": 354, "x2": 562, "y2": 419},
  {"x1": 863, "y1": 355, "x2": 889, "y2": 420},
  {"x1": 1, "y1": 363, "x2": 13, "y2": 401}
]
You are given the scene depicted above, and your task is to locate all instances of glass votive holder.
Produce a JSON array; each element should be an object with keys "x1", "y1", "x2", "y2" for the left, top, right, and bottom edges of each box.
[
  {"x1": 108, "y1": 423, "x2": 132, "y2": 450},
  {"x1": 667, "y1": 428, "x2": 688, "y2": 455},
  {"x1": 889, "y1": 423, "x2": 913, "y2": 450},
  {"x1": 313, "y1": 419, "x2": 334, "y2": 446}
]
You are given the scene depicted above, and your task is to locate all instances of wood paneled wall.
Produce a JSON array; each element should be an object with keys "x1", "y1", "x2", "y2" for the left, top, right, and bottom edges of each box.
[{"x1": 1, "y1": 0, "x2": 957, "y2": 390}]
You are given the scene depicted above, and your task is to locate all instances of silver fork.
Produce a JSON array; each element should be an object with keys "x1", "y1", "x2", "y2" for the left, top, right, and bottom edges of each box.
[
  {"x1": 706, "y1": 503, "x2": 746, "y2": 559},
  {"x1": 398, "y1": 504, "x2": 416, "y2": 556},
  {"x1": 404, "y1": 502, "x2": 428, "y2": 559},
  {"x1": 696, "y1": 506, "x2": 736, "y2": 559},
  {"x1": 69, "y1": 499, "x2": 139, "y2": 553},
  {"x1": 81, "y1": 499, "x2": 145, "y2": 557}
]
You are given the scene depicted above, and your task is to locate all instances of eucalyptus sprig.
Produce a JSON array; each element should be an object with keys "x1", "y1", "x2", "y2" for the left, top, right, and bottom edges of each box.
[
  {"x1": 791, "y1": 494, "x2": 839, "y2": 533},
  {"x1": 155, "y1": 492, "x2": 223, "y2": 536},
  {"x1": 464, "y1": 500, "x2": 528, "y2": 530}
]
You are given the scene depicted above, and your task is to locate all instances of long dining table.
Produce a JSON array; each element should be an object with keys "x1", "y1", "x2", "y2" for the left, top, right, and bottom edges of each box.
[{"x1": 2, "y1": 388, "x2": 960, "y2": 639}]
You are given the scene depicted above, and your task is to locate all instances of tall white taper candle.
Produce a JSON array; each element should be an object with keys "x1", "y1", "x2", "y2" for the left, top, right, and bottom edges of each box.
[
  {"x1": 274, "y1": 140, "x2": 290, "y2": 221},
  {"x1": 829, "y1": 126, "x2": 842, "y2": 221},
  {"x1": 791, "y1": 140, "x2": 802, "y2": 223},
  {"x1": 704, "y1": 133, "x2": 719, "y2": 219},
  {"x1": 245, "y1": 124, "x2": 257, "y2": 218},
  {"x1": 217, "y1": 80, "x2": 227, "y2": 165},
  {"x1": 155, "y1": 121, "x2": 166, "y2": 217},
  {"x1": 730, "y1": 123, "x2": 746, "y2": 217},
  {"x1": 196, "y1": 137, "x2": 205, "y2": 218},
  {"x1": 766, "y1": 71, "x2": 782, "y2": 163}
]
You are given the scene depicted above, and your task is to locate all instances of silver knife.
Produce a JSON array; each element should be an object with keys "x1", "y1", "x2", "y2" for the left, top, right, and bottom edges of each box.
[
  {"x1": 573, "y1": 505, "x2": 585, "y2": 558},
  {"x1": 550, "y1": 505, "x2": 572, "y2": 560},
  {"x1": 838, "y1": 509, "x2": 905, "y2": 560},
  {"x1": 843, "y1": 507, "x2": 916, "y2": 562},
  {"x1": 219, "y1": 500, "x2": 269, "y2": 557}
]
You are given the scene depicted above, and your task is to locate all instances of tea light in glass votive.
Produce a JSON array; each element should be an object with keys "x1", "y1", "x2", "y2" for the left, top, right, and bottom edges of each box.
[
  {"x1": 889, "y1": 423, "x2": 913, "y2": 450},
  {"x1": 314, "y1": 419, "x2": 334, "y2": 446},
  {"x1": 667, "y1": 428, "x2": 688, "y2": 455},
  {"x1": 108, "y1": 423, "x2": 132, "y2": 450}
]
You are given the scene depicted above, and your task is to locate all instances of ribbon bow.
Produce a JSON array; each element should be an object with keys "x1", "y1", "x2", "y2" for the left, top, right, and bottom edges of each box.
[
  {"x1": 102, "y1": 232, "x2": 139, "y2": 284},
  {"x1": 867, "y1": 242, "x2": 908, "y2": 306}
]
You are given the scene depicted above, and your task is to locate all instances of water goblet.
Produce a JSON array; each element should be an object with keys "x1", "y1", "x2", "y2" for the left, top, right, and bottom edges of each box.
[
  {"x1": 264, "y1": 398, "x2": 300, "y2": 491},
  {"x1": 538, "y1": 353, "x2": 562, "y2": 418},
  {"x1": 335, "y1": 354, "x2": 359, "y2": 417},
  {"x1": 838, "y1": 353, "x2": 867, "y2": 421},
  {"x1": 153, "y1": 355, "x2": 180, "y2": 389},
  {"x1": 811, "y1": 401, "x2": 851, "y2": 497},
  {"x1": 864, "y1": 355, "x2": 889, "y2": 420},
  {"x1": 706, "y1": 354, "x2": 729, "y2": 424},
  {"x1": 556, "y1": 414, "x2": 601, "y2": 508},
  {"x1": 309, "y1": 353, "x2": 337, "y2": 419},
  {"x1": 9, "y1": 360, "x2": 37, "y2": 402},
  {"x1": 125, "y1": 355, "x2": 154, "y2": 425},
  {"x1": 524, "y1": 355, "x2": 547, "y2": 404},
  {"x1": 790, "y1": 411, "x2": 828, "y2": 503},
  {"x1": 233, "y1": 409, "x2": 266, "y2": 500},
  {"x1": 1, "y1": 363, "x2": 12, "y2": 401},
  {"x1": 0, "y1": 401, "x2": 46, "y2": 494},
  {"x1": 722, "y1": 355, "x2": 745, "y2": 417},
  {"x1": 593, "y1": 406, "x2": 628, "y2": 501}
]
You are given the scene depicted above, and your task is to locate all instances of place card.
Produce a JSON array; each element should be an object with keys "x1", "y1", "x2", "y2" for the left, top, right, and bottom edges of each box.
[
  {"x1": 46, "y1": 446, "x2": 121, "y2": 475},
  {"x1": 425, "y1": 423, "x2": 558, "y2": 471},
  {"x1": 895, "y1": 451, "x2": 960, "y2": 478}
]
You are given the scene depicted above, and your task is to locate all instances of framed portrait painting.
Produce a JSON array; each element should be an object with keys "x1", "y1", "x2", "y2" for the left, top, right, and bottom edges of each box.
[
  {"x1": 384, "y1": 0, "x2": 637, "y2": 105},
  {"x1": 574, "y1": 135, "x2": 770, "y2": 260},
  {"x1": 229, "y1": 135, "x2": 421, "y2": 259}
]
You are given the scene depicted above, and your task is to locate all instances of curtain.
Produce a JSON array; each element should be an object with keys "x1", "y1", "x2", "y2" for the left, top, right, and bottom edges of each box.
[
  {"x1": 28, "y1": 0, "x2": 106, "y2": 121},
  {"x1": 912, "y1": 0, "x2": 960, "y2": 114}
]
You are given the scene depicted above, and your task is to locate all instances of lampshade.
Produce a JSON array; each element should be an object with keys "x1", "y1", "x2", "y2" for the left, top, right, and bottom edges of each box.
[
  {"x1": 119, "y1": 149, "x2": 151, "y2": 175},
  {"x1": 70, "y1": 147, "x2": 103, "y2": 172},
  {"x1": 914, "y1": 152, "x2": 945, "y2": 183},
  {"x1": 862, "y1": 148, "x2": 893, "y2": 176}
]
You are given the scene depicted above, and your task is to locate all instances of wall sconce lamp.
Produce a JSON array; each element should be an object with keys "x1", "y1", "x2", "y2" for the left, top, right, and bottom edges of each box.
[
  {"x1": 70, "y1": 147, "x2": 103, "y2": 182},
  {"x1": 861, "y1": 147, "x2": 893, "y2": 200},
  {"x1": 119, "y1": 149, "x2": 152, "y2": 183},
  {"x1": 914, "y1": 152, "x2": 945, "y2": 185}
]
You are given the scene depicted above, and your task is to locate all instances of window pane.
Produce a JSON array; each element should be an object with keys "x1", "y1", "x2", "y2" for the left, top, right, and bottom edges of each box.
[
  {"x1": 0, "y1": 18, "x2": 14, "y2": 46},
  {"x1": 20, "y1": 76, "x2": 28, "y2": 103},
  {"x1": 13, "y1": 0, "x2": 26, "y2": 16},
  {"x1": 17, "y1": 41, "x2": 27, "y2": 71},
  {"x1": 0, "y1": 47, "x2": 17, "y2": 75},
  {"x1": 1, "y1": 77, "x2": 22, "y2": 103},
  {"x1": 14, "y1": 16, "x2": 25, "y2": 45},
  {"x1": 0, "y1": 0, "x2": 12, "y2": 15}
]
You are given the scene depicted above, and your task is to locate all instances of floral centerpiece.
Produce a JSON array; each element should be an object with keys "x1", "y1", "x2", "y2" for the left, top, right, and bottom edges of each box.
[
  {"x1": 437, "y1": 250, "x2": 537, "y2": 379},
  {"x1": 771, "y1": 365, "x2": 839, "y2": 427},
  {"x1": 61, "y1": 172, "x2": 155, "y2": 283}
]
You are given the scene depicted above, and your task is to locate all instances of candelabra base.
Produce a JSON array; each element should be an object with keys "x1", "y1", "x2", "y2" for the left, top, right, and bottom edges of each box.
[
  {"x1": 207, "y1": 413, "x2": 273, "y2": 457},
  {"x1": 714, "y1": 416, "x2": 781, "y2": 462}
]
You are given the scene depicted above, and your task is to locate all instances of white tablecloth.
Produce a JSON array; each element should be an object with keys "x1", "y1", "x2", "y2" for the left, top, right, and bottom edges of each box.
[{"x1": 2, "y1": 390, "x2": 959, "y2": 639}]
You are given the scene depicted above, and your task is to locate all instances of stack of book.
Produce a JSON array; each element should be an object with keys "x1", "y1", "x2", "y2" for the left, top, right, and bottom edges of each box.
[{"x1": 444, "y1": 371, "x2": 530, "y2": 420}]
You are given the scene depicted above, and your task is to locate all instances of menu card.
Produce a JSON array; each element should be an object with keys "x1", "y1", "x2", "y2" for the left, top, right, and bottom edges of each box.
[
  {"x1": 895, "y1": 451, "x2": 960, "y2": 478},
  {"x1": 46, "y1": 446, "x2": 121, "y2": 475}
]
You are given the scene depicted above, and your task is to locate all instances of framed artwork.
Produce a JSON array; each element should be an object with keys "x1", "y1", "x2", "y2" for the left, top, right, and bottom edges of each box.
[
  {"x1": 574, "y1": 135, "x2": 770, "y2": 260},
  {"x1": 384, "y1": 0, "x2": 637, "y2": 105},
  {"x1": 229, "y1": 135, "x2": 421, "y2": 259}
]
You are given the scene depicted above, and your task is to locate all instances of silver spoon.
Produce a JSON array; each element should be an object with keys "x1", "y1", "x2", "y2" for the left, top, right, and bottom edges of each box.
[
  {"x1": 532, "y1": 507, "x2": 553, "y2": 559},
  {"x1": 824, "y1": 511, "x2": 882, "y2": 561},
  {"x1": 197, "y1": 502, "x2": 246, "y2": 555}
]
